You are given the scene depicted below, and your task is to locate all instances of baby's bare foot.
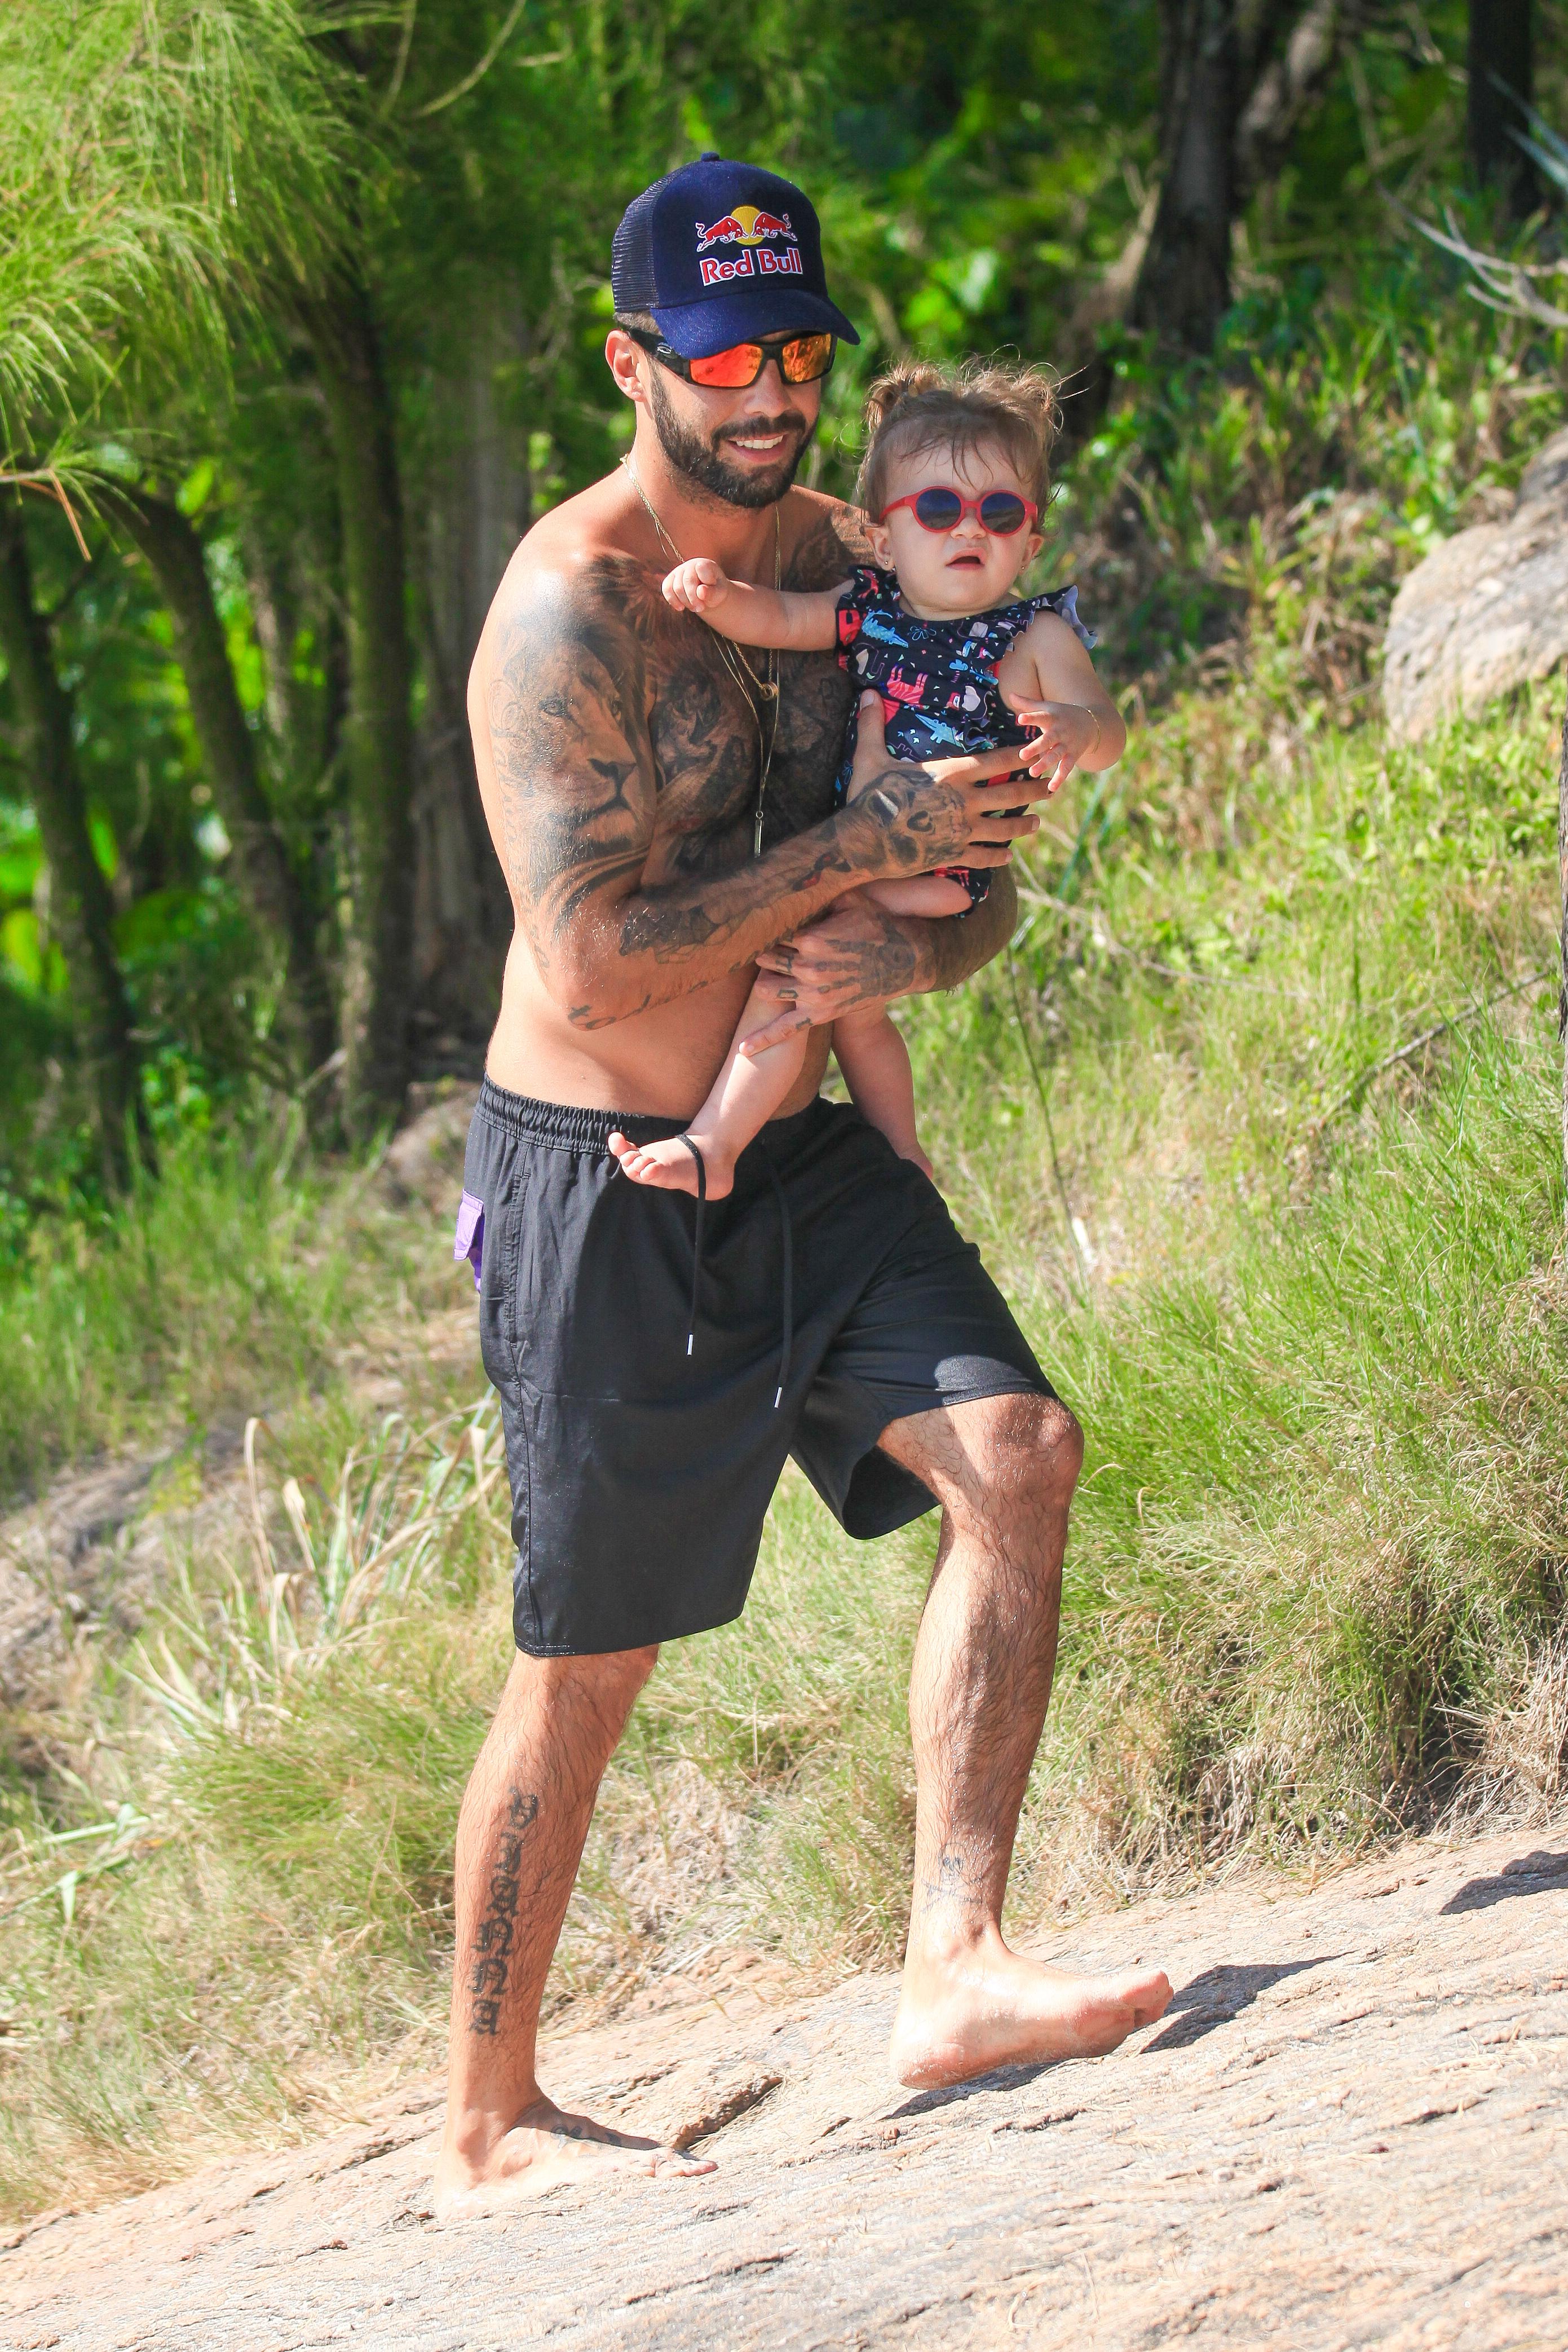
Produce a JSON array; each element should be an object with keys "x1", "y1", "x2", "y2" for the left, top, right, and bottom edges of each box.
[{"x1": 608, "y1": 1131, "x2": 735, "y2": 1199}]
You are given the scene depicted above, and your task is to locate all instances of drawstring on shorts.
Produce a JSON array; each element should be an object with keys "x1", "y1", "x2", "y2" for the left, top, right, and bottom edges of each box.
[
  {"x1": 761, "y1": 1153, "x2": 793, "y2": 1409},
  {"x1": 674, "y1": 1135, "x2": 794, "y2": 1411},
  {"x1": 677, "y1": 1135, "x2": 706, "y2": 1358}
]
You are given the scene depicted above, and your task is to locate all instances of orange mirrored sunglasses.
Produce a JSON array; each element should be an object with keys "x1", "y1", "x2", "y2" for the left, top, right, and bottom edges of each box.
[{"x1": 628, "y1": 326, "x2": 836, "y2": 389}]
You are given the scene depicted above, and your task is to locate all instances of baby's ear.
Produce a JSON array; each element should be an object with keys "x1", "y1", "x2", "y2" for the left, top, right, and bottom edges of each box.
[{"x1": 863, "y1": 519, "x2": 894, "y2": 570}]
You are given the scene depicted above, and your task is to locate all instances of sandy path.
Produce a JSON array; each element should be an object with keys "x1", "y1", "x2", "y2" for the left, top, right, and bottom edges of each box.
[{"x1": 3, "y1": 1823, "x2": 1566, "y2": 2350}]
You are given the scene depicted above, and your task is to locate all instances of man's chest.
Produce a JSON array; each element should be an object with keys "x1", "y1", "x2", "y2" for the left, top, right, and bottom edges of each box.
[{"x1": 642, "y1": 633, "x2": 857, "y2": 879}]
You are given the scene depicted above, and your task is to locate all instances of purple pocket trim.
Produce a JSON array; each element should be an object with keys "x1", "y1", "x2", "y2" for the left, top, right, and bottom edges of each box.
[{"x1": 454, "y1": 1190, "x2": 485, "y2": 1291}]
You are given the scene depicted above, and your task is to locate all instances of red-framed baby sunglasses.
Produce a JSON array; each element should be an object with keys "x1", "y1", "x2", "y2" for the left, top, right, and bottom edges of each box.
[
  {"x1": 627, "y1": 326, "x2": 836, "y2": 389},
  {"x1": 880, "y1": 486, "x2": 1039, "y2": 535}
]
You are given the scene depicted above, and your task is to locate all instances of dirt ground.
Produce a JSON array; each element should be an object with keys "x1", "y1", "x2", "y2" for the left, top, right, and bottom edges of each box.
[{"x1": 2, "y1": 1821, "x2": 1565, "y2": 2350}]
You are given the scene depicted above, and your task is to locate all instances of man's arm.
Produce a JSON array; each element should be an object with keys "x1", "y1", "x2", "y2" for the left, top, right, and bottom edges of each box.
[
  {"x1": 479, "y1": 559, "x2": 1044, "y2": 1030},
  {"x1": 747, "y1": 697, "x2": 1022, "y2": 1045},
  {"x1": 472, "y1": 560, "x2": 985, "y2": 1030},
  {"x1": 748, "y1": 868, "x2": 1015, "y2": 1044},
  {"x1": 925, "y1": 867, "x2": 1017, "y2": 988}
]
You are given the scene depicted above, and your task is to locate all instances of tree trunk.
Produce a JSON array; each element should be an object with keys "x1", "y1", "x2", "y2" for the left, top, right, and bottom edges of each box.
[
  {"x1": 414, "y1": 319, "x2": 528, "y2": 1054},
  {"x1": 1558, "y1": 696, "x2": 1567, "y2": 1233},
  {"x1": 114, "y1": 491, "x2": 337, "y2": 1079},
  {"x1": 0, "y1": 511, "x2": 142, "y2": 1186},
  {"x1": 1235, "y1": 0, "x2": 1353, "y2": 197},
  {"x1": 1468, "y1": 0, "x2": 1536, "y2": 218},
  {"x1": 1130, "y1": 0, "x2": 1242, "y2": 352},
  {"x1": 304, "y1": 274, "x2": 417, "y2": 1138},
  {"x1": 1129, "y1": 0, "x2": 1358, "y2": 351}
]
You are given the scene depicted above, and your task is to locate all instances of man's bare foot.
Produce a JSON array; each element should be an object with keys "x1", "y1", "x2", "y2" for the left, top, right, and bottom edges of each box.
[
  {"x1": 890, "y1": 1936, "x2": 1172, "y2": 2089},
  {"x1": 608, "y1": 1130, "x2": 736, "y2": 1199},
  {"x1": 433, "y1": 2093, "x2": 716, "y2": 2221}
]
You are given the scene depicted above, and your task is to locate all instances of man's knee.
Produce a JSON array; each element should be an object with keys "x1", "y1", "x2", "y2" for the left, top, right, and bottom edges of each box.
[
  {"x1": 567, "y1": 1641, "x2": 659, "y2": 1715},
  {"x1": 971, "y1": 1391, "x2": 1082, "y2": 1497},
  {"x1": 501, "y1": 1641, "x2": 659, "y2": 1742},
  {"x1": 606, "y1": 1641, "x2": 660, "y2": 1707}
]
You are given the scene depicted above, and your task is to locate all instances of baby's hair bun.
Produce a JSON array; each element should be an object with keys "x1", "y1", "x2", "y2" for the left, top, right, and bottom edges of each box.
[{"x1": 862, "y1": 363, "x2": 953, "y2": 440}]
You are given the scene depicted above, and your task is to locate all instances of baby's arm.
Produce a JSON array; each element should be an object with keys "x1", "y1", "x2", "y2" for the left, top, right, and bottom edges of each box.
[
  {"x1": 1002, "y1": 612, "x2": 1127, "y2": 792},
  {"x1": 662, "y1": 557, "x2": 845, "y2": 652},
  {"x1": 864, "y1": 875, "x2": 975, "y2": 917}
]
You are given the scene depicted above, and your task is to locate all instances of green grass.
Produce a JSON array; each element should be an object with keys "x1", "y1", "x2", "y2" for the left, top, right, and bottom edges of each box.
[
  {"x1": 0, "y1": 1120, "x2": 476, "y2": 1497},
  {"x1": 0, "y1": 685, "x2": 1563, "y2": 2219}
]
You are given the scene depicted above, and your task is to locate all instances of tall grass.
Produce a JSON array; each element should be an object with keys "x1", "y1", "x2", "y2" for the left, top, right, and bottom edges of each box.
[
  {"x1": 0, "y1": 1123, "x2": 472, "y2": 1495},
  {"x1": 0, "y1": 687, "x2": 1562, "y2": 2218}
]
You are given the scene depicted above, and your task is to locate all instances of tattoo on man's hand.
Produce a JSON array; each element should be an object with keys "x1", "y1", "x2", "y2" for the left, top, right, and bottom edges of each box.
[{"x1": 467, "y1": 1786, "x2": 540, "y2": 2036}]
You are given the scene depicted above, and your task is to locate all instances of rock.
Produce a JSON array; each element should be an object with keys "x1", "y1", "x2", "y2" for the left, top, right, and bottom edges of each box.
[
  {"x1": 380, "y1": 1081, "x2": 482, "y2": 1211},
  {"x1": 0, "y1": 1457, "x2": 161, "y2": 1706},
  {"x1": 5, "y1": 1824, "x2": 1568, "y2": 2347},
  {"x1": 0, "y1": 1434, "x2": 253, "y2": 1711},
  {"x1": 641, "y1": 2060, "x2": 784, "y2": 2151},
  {"x1": 1383, "y1": 424, "x2": 1568, "y2": 742}
]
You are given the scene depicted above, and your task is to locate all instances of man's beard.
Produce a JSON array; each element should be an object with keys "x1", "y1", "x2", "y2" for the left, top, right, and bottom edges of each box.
[{"x1": 647, "y1": 364, "x2": 814, "y2": 509}]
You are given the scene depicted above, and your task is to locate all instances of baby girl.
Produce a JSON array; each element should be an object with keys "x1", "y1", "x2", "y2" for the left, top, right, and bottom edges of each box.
[{"x1": 610, "y1": 360, "x2": 1125, "y2": 1198}]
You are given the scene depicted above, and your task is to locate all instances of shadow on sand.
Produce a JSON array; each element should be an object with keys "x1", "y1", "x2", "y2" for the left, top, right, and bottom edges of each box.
[
  {"x1": 1439, "y1": 1850, "x2": 1568, "y2": 1916},
  {"x1": 1139, "y1": 1955, "x2": 1336, "y2": 2053},
  {"x1": 884, "y1": 1951, "x2": 1340, "y2": 2113}
]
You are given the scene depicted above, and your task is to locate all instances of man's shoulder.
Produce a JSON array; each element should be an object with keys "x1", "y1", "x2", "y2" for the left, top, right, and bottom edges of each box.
[
  {"x1": 478, "y1": 494, "x2": 665, "y2": 698},
  {"x1": 783, "y1": 487, "x2": 871, "y2": 592},
  {"x1": 496, "y1": 493, "x2": 660, "y2": 629}
]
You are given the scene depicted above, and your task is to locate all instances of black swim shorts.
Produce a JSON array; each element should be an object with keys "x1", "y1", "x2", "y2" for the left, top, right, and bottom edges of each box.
[{"x1": 457, "y1": 1079, "x2": 1054, "y2": 1657}]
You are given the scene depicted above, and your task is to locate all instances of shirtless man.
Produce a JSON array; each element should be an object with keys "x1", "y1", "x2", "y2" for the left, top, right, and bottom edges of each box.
[{"x1": 435, "y1": 155, "x2": 1171, "y2": 2218}]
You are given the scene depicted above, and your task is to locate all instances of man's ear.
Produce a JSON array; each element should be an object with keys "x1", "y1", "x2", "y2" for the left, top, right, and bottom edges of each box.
[{"x1": 605, "y1": 330, "x2": 648, "y2": 406}]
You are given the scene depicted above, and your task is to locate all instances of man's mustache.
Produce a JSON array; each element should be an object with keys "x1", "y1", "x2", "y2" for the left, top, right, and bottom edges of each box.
[{"x1": 714, "y1": 412, "x2": 810, "y2": 447}]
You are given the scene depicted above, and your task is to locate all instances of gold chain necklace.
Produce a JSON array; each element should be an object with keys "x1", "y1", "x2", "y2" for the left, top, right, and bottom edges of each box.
[{"x1": 622, "y1": 454, "x2": 781, "y2": 859}]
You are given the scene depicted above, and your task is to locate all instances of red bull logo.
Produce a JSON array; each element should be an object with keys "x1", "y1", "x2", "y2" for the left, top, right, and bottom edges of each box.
[
  {"x1": 699, "y1": 246, "x2": 804, "y2": 285},
  {"x1": 695, "y1": 204, "x2": 803, "y2": 285},
  {"x1": 694, "y1": 204, "x2": 798, "y2": 253}
]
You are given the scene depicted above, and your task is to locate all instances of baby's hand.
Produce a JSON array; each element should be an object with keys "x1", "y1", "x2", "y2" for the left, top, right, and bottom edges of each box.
[
  {"x1": 662, "y1": 557, "x2": 732, "y2": 616},
  {"x1": 1005, "y1": 695, "x2": 1098, "y2": 795}
]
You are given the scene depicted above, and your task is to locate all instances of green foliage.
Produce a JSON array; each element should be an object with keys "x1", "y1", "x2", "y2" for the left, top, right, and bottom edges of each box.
[
  {"x1": 0, "y1": 0, "x2": 351, "y2": 471},
  {"x1": 0, "y1": 1130, "x2": 344, "y2": 1490},
  {"x1": 1034, "y1": 255, "x2": 1566, "y2": 684}
]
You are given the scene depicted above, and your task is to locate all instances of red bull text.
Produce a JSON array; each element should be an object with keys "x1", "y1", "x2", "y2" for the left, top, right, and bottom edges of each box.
[{"x1": 699, "y1": 246, "x2": 804, "y2": 286}]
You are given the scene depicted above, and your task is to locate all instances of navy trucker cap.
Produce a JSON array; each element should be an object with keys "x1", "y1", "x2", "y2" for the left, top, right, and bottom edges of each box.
[{"x1": 611, "y1": 154, "x2": 859, "y2": 359}]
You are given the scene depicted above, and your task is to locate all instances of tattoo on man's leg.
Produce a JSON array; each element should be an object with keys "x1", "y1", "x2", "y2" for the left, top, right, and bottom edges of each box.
[
  {"x1": 921, "y1": 1846, "x2": 987, "y2": 1913},
  {"x1": 467, "y1": 1787, "x2": 540, "y2": 2036}
]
